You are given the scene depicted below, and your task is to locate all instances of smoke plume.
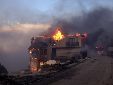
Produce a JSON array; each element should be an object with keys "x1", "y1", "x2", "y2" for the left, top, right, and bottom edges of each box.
[{"x1": 0, "y1": 23, "x2": 50, "y2": 72}]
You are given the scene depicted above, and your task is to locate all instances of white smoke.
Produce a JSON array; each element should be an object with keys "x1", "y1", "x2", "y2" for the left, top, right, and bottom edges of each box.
[{"x1": 0, "y1": 23, "x2": 50, "y2": 72}]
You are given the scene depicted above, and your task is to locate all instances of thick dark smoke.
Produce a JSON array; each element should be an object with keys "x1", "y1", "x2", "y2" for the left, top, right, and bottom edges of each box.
[
  {"x1": 50, "y1": 7, "x2": 113, "y2": 47},
  {"x1": 51, "y1": 7, "x2": 113, "y2": 32}
]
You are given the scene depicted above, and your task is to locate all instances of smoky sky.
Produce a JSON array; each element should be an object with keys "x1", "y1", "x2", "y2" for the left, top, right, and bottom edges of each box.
[
  {"x1": 52, "y1": 7, "x2": 113, "y2": 33},
  {"x1": 0, "y1": 0, "x2": 113, "y2": 72}
]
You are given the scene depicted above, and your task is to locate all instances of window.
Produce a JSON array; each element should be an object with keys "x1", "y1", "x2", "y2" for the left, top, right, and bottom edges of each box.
[{"x1": 66, "y1": 38, "x2": 79, "y2": 47}]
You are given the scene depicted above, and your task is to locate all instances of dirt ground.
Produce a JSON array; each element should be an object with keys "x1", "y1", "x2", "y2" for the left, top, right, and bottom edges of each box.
[{"x1": 50, "y1": 55, "x2": 113, "y2": 85}]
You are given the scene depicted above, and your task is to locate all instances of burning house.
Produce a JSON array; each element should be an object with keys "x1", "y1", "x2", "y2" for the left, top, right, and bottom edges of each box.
[{"x1": 28, "y1": 26, "x2": 87, "y2": 73}]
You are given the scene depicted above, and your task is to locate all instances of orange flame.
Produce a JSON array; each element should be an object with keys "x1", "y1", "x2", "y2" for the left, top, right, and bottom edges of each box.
[{"x1": 53, "y1": 28, "x2": 64, "y2": 41}]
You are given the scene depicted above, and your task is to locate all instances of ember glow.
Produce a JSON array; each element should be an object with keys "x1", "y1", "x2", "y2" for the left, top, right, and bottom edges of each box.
[
  {"x1": 83, "y1": 33, "x2": 88, "y2": 37},
  {"x1": 76, "y1": 33, "x2": 80, "y2": 37},
  {"x1": 53, "y1": 28, "x2": 64, "y2": 41}
]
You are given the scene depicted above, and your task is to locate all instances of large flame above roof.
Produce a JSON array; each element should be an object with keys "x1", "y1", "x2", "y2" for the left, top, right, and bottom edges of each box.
[{"x1": 53, "y1": 27, "x2": 64, "y2": 41}]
